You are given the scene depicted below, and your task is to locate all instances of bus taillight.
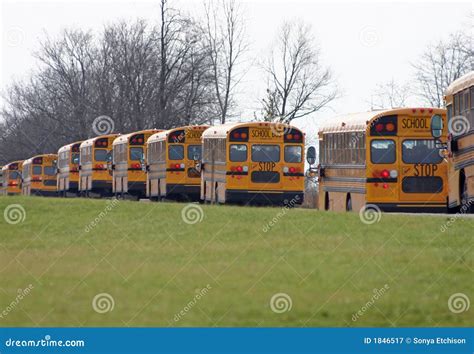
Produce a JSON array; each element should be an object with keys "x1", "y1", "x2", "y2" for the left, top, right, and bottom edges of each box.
[
  {"x1": 380, "y1": 170, "x2": 389, "y2": 178},
  {"x1": 95, "y1": 164, "x2": 105, "y2": 170},
  {"x1": 95, "y1": 139, "x2": 108, "y2": 148},
  {"x1": 370, "y1": 115, "x2": 397, "y2": 136},
  {"x1": 284, "y1": 129, "x2": 303, "y2": 143}
]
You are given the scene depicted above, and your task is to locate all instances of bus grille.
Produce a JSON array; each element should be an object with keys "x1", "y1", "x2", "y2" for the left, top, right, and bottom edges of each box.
[
  {"x1": 251, "y1": 171, "x2": 280, "y2": 183},
  {"x1": 402, "y1": 177, "x2": 443, "y2": 194}
]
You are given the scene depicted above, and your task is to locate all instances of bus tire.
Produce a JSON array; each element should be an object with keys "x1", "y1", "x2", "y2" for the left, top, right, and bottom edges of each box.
[
  {"x1": 324, "y1": 192, "x2": 329, "y2": 211},
  {"x1": 346, "y1": 194, "x2": 352, "y2": 212},
  {"x1": 460, "y1": 171, "x2": 473, "y2": 213}
]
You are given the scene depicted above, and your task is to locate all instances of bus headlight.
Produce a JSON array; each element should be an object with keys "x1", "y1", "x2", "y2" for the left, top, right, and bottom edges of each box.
[
  {"x1": 180, "y1": 163, "x2": 185, "y2": 169},
  {"x1": 283, "y1": 167, "x2": 289, "y2": 173},
  {"x1": 390, "y1": 170, "x2": 398, "y2": 178},
  {"x1": 242, "y1": 166, "x2": 248, "y2": 172}
]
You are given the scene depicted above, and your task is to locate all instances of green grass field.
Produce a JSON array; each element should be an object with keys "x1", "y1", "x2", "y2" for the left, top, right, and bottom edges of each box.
[{"x1": 0, "y1": 196, "x2": 472, "y2": 327}]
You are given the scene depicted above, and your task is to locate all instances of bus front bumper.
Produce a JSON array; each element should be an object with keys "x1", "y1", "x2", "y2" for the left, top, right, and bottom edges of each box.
[
  {"x1": 226, "y1": 190, "x2": 304, "y2": 206},
  {"x1": 370, "y1": 202, "x2": 447, "y2": 213},
  {"x1": 31, "y1": 189, "x2": 57, "y2": 197},
  {"x1": 166, "y1": 184, "x2": 201, "y2": 200},
  {"x1": 127, "y1": 181, "x2": 146, "y2": 195}
]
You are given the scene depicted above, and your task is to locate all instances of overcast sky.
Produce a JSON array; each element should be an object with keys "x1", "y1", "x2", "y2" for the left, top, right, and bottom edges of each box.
[{"x1": 1, "y1": 0, "x2": 471, "y2": 136}]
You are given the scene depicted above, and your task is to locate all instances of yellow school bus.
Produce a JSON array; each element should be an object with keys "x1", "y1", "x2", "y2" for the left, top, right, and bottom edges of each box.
[
  {"x1": 146, "y1": 125, "x2": 208, "y2": 201},
  {"x1": 57, "y1": 141, "x2": 83, "y2": 196},
  {"x1": 112, "y1": 129, "x2": 161, "y2": 199},
  {"x1": 201, "y1": 122, "x2": 305, "y2": 205},
  {"x1": 0, "y1": 161, "x2": 23, "y2": 196},
  {"x1": 79, "y1": 134, "x2": 119, "y2": 197},
  {"x1": 22, "y1": 154, "x2": 58, "y2": 196},
  {"x1": 318, "y1": 108, "x2": 448, "y2": 212},
  {"x1": 443, "y1": 71, "x2": 474, "y2": 212}
]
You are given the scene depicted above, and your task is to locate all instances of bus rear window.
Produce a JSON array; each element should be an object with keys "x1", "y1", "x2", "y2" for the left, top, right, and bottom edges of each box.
[
  {"x1": 402, "y1": 140, "x2": 442, "y2": 164},
  {"x1": 94, "y1": 149, "x2": 109, "y2": 162},
  {"x1": 71, "y1": 153, "x2": 80, "y2": 164},
  {"x1": 370, "y1": 140, "x2": 395, "y2": 164},
  {"x1": 33, "y1": 166, "x2": 42, "y2": 175},
  {"x1": 251, "y1": 145, "x2": 280, "y2": 162},
  {"x1": 9, "y1": 171, "x2": 21, "y2": 179},
  {"x1": 230, "y1": 144, "x2": 247, "y2": 162},
  {"x1": 284, "y1": 146, "x2": 302, "y2": 163},
  {"x1": 44, "y1": 166, "x2": 56, "y2": 176},
  {"x1": 169, "y1": 145, "x2": 184, "y2": 160},
  {"x1": 130, "y1": 147, "x2": 144, "y2": 161},
  {"x1": 188, "y1": 145, "x2": 202, "y2": 161}
]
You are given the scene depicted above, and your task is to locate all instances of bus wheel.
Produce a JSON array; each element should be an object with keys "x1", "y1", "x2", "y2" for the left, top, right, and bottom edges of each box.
[
  {"x1": 460, "y1": 172, "x2": 473, "y2": 213},
  {"x1": 346, "y1": 194, "x2": 352, "y2": 212},
  {"x1": 324, "y1": 192, "x2": 329, "y2": 211}
]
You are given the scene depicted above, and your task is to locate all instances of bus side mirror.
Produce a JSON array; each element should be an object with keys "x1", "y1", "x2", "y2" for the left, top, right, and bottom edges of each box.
[
  {"x1": 430, "y1": 114, "x2": 443, "y2": 139},
  {"x1": 306, "y1": 146, "x2": 317, "y2": 166}
]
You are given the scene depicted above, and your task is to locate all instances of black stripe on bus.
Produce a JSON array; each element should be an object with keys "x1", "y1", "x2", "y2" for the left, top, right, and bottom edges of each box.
[
  {"x1": 366, "y1": 177, "x2": 397, "y2": 183},
  {"x1": 283, "y1": 172, "x2": 304, "y2": 177},
  {"x1": 166, "y1": 168, "x2": 185, "y2": 172},
  {"x1": 454, "y1": 158, "x2": 474, "y2": 171},
  {"x1": 226, "y1": 171, "x2": 249, "y2": 176}
]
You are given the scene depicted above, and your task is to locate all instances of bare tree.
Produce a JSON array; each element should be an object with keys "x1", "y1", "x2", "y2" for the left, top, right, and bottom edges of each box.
[
  {"x1": 263, "y1": 21, "x2": 337, "y2": 122},
  {"x1": 204, "y1": 0, "x2": 247, "y2": 124},
  {"x1": 413, "y1": 31, "x2": 473, "y2": 108},
  {"x1": 370, "y1": 79, "x2": 411, "y2": 109}
]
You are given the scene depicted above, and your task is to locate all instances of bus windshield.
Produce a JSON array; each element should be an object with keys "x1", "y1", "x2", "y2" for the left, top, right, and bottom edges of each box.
[
  {"x1": 402, "y1": 140, "x2": 442, "y2": 164},
  {"x1": 187, "y1": 145, "x2": 202, "y2": 160},
  {"x1": 44, "y1": 166, "x2": 56, "y2": 176},
  {"x1": 251, "y1": 145, "x2": 280, "y2": 162},
  {"x1": 130, "y1": 147, "x2": 144, "y2": 161},
  {"x1": 94, "y1": 149, "x2": 109, "y2": 161}
]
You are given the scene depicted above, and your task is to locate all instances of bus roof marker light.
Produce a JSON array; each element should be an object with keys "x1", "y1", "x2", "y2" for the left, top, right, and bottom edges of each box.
[{"x1": 375, "y1": 124, "x2": 384, "y2": 132}]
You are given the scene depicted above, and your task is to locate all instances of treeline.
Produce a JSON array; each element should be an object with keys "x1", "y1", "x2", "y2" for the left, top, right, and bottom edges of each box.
[{"x1": 0, "y1": 0, "x2": 249, "y2": 163}]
